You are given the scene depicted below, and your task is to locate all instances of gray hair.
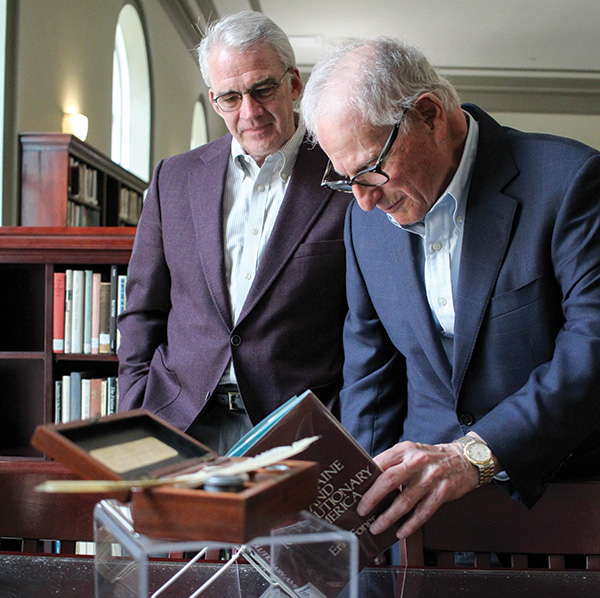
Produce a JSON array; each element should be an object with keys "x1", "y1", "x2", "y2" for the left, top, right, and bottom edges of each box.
[
  {"x1": 195, "y1": 11, "x2": 297, "y2": 88},
  {"x1": 301, "y1": 37, "x2": 461, "y2": 141}
]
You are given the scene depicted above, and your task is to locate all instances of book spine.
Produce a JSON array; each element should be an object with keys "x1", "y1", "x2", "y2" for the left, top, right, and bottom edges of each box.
[
  {"x1": 101, "y1": 378, "x2": 108, "y2": 416},
  {"x1": 91, "y1": 272, "x2": 101, "y2": 354},
  {"x1": 107, "y1": 376, "x2": 118, "y2": 414},
  {"x1": 81, "y1": 377, "x2": 91, "y2": 420},
  {"x1": 61, "y1": 375, "x2": 71, "y2": 423},
  {"x1": 83, "y1": 270, "x2": 93, "y2": 354},
  {"x1": 69, "y1": 371, "x2": 82, "y2": 421},
  {"x1": 90, "y1": 377, "x2": 103, "y2": 418},
  {"x1": 63, "y1": 269, "x2": 73, "y2": 353},
  {"x1": 109, "y1": 265, "x2": 118, "y2": 354},
  {"x1": 116, "y1": 273, "x2": 127, "y2": 350},
  {"x1": 54, "y1": 380, "x2": 62, "y2": 423},
  {"x1": 71, "y1": 270, "x2": 84, "y2": 354},
  {"x1": 52, "y1": 272, "x2": 65, "y2": 353},
  {"x1": 99, "y1": 281, "x2": 111, "y2": 354}
]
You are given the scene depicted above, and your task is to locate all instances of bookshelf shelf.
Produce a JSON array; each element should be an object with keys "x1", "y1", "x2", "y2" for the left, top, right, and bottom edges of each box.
[
  {"x1": 19, "y1": 133, "x2": 147, "y2": 227},
  {"x1": 0, "y1": 227, "x2": 135, "y2": 457}
]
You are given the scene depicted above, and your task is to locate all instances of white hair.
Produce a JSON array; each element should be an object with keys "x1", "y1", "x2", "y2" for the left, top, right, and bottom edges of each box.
[
  {"x1": 195, "y1": 11, "x2": 296, "y2": 88},
  {"x1": 301, "y1": 37, "x2": 461, "y2": 142}
]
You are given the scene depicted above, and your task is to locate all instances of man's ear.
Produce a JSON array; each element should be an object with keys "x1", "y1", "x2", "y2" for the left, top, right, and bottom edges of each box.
[
  {"x1": 412, "y1": 93, "x2": 444, "y2": 131},
  {"x1": 208, "y1": 90, "x2": 222, "y2": 116},
  {"x1": 289, "y1": 67, "x2": 303, "y2": 102}
]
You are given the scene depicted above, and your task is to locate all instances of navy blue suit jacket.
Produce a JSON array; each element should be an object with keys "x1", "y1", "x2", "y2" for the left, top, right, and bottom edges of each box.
[
  {"x1": 340, "y1": 105, "x2": 600, "y2": 507},
  {"x1": 118, "y1": 135, "x2": 350, "y2": 432}
]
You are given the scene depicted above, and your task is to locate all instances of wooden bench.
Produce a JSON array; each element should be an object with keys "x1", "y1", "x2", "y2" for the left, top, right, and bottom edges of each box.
[
  {"x1": 0, "y1": 460, "x2": 110, "y2": 554},
  {"x1": 402, "y1": 479, "x2": 600, "y2": 570}
]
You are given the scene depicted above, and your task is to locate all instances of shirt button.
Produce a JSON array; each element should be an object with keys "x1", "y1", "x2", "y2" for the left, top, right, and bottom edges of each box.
[
  {"x1": 230, "y1": 335, "x2": 242, "y2": 347},
  {"x1": 257, "y1": 185, "x2": 265, "y2": 192},
  {"x1": 456, "y1": 216, "x2": 463, "y2": 224},
  {"x1": 251, "y1": 229, "x2": 259, "y2": 236},
  {"x1": 438, "y1": 297, "x2": 448, "y2": 307},
  {"x1": 432, "y1": 241, "x2": 443, "y2": 252},
  {"x1": 244, "y1": 272, "x2": 252, "y2": 281}
]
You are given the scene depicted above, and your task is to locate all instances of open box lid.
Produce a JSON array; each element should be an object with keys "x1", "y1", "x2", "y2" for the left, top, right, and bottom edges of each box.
[{"x1": 31, "y1": 409, "x2": 221, "y2": 482}]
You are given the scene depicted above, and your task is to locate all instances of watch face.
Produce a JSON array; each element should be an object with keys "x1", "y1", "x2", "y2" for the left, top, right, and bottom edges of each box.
[{"x1": 466, "y1": 441, "x2": 492, "y2": 465}]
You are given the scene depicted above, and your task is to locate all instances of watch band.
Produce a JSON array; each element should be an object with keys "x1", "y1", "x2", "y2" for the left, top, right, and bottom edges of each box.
[{"x1": 454, "y1": 435, "x2": 495, "y2": 487}]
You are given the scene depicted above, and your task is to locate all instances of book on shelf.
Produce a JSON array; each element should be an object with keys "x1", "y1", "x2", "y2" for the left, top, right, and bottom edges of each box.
[
  {"x1": 116, "y1": 273, "x2": 127, "y2": 350},
  {"x1": 83, "y1": 269, "x2": 93, "y2": 354},
  {"x1": 63, "y1": 269, "x2": 73, "y2": 353},
  {"x1": 54, "y1": 380, "x2": 62, "y2": 423},
  {"x1": 99, "y1": 281, "x2": 112, "y2": 353},
  {"x1": 52, "y1": 272, "x2": 65, "y2": 353},
  {"x1": 109, "y1": 265, "x2": 118, "y2": 353},
  {"x1": 91, "y1": 272, "x2": 101, "y2": 354},
  {"x1": 71, "y1": 269, "x2": 85, "y2": 354},
  {"x1": 227, "y1": 389, "x2": 401, "y2": 570},
  {"x1": 61, "y1": 375, "x2": 71, "y2": 423}
]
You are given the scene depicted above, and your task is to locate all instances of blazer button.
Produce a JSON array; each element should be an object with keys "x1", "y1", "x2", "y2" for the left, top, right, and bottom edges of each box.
[
  {"x1": 230, "y1": 334, "x2": 242, "y2": 347},
  {"x1": 459, "y1": 413, "x2": 474, "y2": 426}
]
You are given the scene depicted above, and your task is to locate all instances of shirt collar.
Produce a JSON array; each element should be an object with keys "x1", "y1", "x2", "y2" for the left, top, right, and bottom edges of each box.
[
  {"x1": 231, "y1": 115, "x2": 305, "y2": 182},
  {"x1": 390, "y1": 110, "x2": 479, "y2": 234}
]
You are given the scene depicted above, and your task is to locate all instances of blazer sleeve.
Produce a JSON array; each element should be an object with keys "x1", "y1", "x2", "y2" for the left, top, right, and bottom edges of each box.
[
  {"x1": 117, "y1": 159, "x2": 172, "y2": 410},
  {"x1": 340, "y1": 201, "x2": 408, "y2": 456}
]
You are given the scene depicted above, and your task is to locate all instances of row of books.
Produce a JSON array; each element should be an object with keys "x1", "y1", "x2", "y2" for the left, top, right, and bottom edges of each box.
[
  {"x1": 69, "y1": 157, "x2": 99, "y2": 207},
  {"x1": 119, "y1": 187, "x2": 143, "y2": 225},
  {"x1": 67, "y1": 199, "x2": 101, "y2": 226},
  {"x1": 54, "y1": 373, "x2": 118, "y2": 424},
  {"x1": 53, "y1": 267, "x2": 126, "y2": 354}
]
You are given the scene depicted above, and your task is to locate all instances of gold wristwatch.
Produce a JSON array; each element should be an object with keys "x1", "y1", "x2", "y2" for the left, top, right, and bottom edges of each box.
[{"x1": 454, "y1": 435, "x2": 495, "y2": 487}]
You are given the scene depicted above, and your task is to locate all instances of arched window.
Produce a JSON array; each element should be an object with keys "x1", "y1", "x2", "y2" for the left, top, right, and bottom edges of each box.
[
  {"x1": 190, "y1": 97, "x2": 208, "y2": 149},
  {"x1": 111, "y1": 4, "x2": 150, "y2": 181}
]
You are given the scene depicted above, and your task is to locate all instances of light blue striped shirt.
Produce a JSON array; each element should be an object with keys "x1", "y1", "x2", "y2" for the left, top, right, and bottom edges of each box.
[
  {"x1": 392, "y1": 111, "x2": 479, "y2": 365},
  {"x1": 221, "y1": 119, "x2": 305, "y2": 384}
]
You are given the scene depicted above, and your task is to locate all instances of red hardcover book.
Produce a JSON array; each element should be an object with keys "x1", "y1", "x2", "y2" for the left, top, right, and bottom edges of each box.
[{"x1": 52, "y1": 272, "x2": 66, "y2": 353}]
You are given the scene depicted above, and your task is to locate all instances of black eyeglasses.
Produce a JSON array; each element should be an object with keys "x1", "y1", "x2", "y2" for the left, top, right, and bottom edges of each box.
[
  {"x1": 321, "y1": 119, "x2": 403, "y2": 193},
  {"x1": 212, "y1": 69, "x2": 291, "y2": 112}
]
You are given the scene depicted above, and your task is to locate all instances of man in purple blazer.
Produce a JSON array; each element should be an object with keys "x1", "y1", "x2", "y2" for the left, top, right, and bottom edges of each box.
[
  {"x1": 301, "y1": 37, "x2": 600, "y2": 539},
  {"x1": 117, "y1": 12, "x2": 350, "y2": 453}
]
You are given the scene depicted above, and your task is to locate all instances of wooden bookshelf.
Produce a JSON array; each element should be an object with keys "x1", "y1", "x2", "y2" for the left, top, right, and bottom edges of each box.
[
  {"x1": 0, "y1": 227, "x2": 135, "y2": 458},
  {"x1": 19, "y1": 133, "x2": 147, "y2": 227}
]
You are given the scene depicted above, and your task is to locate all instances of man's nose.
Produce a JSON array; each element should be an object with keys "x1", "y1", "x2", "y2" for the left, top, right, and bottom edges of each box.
[
  {"x1": 239, "y1": 93, "x2": 265, "y2": 119},
  {"x1": 353, "y1": 185, "x2": 382, "y2": 212}
]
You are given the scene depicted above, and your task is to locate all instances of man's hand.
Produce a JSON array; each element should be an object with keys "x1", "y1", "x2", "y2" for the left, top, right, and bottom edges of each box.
[{"x1": 357, "y1": 440, "x2": 479, "y2": 539}]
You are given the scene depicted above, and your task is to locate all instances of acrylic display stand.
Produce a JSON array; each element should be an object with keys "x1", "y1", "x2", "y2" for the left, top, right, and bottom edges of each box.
[{"x1": 94, "y1": 499, "x2": 359, "y2": 598}]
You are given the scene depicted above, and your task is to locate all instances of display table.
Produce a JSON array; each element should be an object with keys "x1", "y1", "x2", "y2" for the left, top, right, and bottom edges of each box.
[
  {"x1": 2, "y1": 553, "x2": 600, "y2": 597},
  {"x1": 93, "y1": 499, "x2": 359, "y2": 597}
]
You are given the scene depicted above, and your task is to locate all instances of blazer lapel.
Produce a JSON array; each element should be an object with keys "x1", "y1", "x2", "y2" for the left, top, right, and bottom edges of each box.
[
  {"x1": 190, "y1": 137, "x2": 233, "y2": 330},
  {"x1": 452, "y1": 107, "x2": 519, "y2": 396},
  {"x1": 236, "y1": 142, "x2": 335, "y2": 323},
  {"x1": 392, "y1": 225, "x2": 454, "y2": 394}
]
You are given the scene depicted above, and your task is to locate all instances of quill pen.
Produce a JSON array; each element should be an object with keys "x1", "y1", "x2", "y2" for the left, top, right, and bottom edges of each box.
[{"x1": 35, "y1": 435, "x2": 319, "y2": 493}]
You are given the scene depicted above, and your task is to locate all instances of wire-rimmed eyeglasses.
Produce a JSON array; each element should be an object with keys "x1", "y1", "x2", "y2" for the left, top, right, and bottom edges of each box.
[
  {"x1": 212, "y1": 69, "x2": 291, "y2": 112},
  {"x1": 321, "y1": 118, "x2": 404, "y2": 193}
]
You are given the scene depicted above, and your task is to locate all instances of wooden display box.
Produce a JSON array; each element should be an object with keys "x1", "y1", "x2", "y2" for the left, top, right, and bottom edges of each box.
[{"x1": 31, "y1": 410, "x2": 318, "y2": 543}]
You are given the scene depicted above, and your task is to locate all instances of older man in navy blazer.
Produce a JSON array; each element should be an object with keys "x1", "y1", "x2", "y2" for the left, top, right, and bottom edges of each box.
[
  {"x1": 301, "y1": 37, "x2": 600, "y2": 539},
  {"x1": 117, "y1": 12, "x2": 349, "y2": 453}
]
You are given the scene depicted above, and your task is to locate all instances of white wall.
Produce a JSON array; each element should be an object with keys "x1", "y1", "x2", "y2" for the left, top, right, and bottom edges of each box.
[{"x1": 490, "y1": 112, "x2": 600, "y2": 150}]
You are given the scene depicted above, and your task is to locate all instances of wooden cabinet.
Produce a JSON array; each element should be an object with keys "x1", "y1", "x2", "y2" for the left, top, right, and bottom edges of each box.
[
  {"x1": 0, "y1": 227, "x2": 135, "y2": 458},
  {"x1": 19, "y1": 133, "x2": 147, "y2": 227}
]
